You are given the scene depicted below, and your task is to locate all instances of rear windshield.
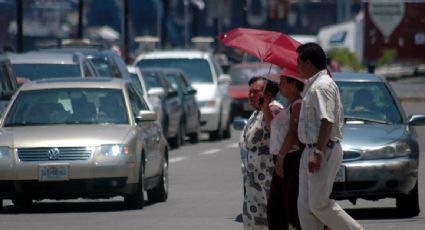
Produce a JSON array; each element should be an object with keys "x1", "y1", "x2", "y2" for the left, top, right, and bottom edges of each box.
[
  {"x1": 137, "y1": 58, "x2": 213, "y2": 83},
  {"x1": 13, "y1": 64, "x2": 81, "y2": 81}
]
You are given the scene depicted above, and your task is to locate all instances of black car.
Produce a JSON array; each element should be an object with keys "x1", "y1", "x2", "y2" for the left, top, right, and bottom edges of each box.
[
  {"x1": 140, "y1": 68, "x2": 184, "y2": 148},
  {"x1": 163, "y1": 68, "x2": 201, "y2": 144}
]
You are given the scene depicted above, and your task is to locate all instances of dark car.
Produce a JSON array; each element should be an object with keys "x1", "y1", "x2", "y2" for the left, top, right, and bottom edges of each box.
[
  {"x1": 331, "y1": 72, "x2": 425, "y2": 217},
  {"x1": 0, "y1": 55, "x2": 19, "y2": 113},
  {"x1": 163, "y1": 68, "x2": 201, "y2": 144},
  {"x1": 140, "y1": 68, "x2": 184, "y2": 149}
]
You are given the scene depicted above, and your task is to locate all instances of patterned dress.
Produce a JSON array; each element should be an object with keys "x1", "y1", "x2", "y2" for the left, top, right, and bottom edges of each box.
[{"x1": 240, "y1": 110, "x2": 275, "y2": 230}]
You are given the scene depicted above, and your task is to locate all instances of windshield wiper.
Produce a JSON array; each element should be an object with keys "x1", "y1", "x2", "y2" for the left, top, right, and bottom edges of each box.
[{"x1": 344, "y1": 116, "x2": 392, "y2": 124}]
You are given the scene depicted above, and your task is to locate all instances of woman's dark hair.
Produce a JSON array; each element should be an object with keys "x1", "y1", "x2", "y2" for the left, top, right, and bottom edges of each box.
[
  {"x1": 264, "y1": 80, "x2": 279, "y2": 97},
  {"x1": 286, "y1": 77, "x2": 304, "y2": 92},
  {"x1": 248, "y1": 76, "x2": 267, "y2": 86},
  {"x1": 296, "y1": 42, "x2": 327, "y2": 70}
]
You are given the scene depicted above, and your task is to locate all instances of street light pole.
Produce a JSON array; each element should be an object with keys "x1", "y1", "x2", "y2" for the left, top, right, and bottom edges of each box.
[{"x1": 17, "y1": 0, "x2": 23, "y2": 52}]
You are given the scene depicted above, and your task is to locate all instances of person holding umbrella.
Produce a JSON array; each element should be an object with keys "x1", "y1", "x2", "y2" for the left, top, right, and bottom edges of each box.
[
  {"x1": 261, "y1": 68, "x2": 304, "y2": 230},
  {"x1": 296, "y1": 43, "x2": 363, "y2": 230},
  {"x1": 239, "y1": 76, "x2": 282, "y2": 230}
]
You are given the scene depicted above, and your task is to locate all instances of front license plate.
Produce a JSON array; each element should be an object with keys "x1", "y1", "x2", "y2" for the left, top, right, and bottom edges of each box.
[
  {"x1": 334, "y1": 166, "x2": 346, "y2": 182},
  {"x1": 38, "y1": 164, "x2": 69, "y2": 181}
]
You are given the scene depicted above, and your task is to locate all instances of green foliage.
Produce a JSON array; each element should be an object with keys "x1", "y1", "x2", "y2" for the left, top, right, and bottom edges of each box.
[
  {"x1": 377, "y1": 48, "x2": 397, "y2": 66},
  {"x1": 329, "y1": 48, "x2": 362, "y2": 71}
]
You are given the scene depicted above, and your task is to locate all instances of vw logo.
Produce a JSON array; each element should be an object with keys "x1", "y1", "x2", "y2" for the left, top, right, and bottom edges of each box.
[{"x1": 47, "y1": 148, "x2": 60, "y2": 160}]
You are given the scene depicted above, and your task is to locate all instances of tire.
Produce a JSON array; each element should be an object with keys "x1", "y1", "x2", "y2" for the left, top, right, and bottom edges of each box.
[
  {"x1": 209, "y1": 117, "x2": 223, "y2": 141},
  {"x1": 124, "y1": 164, "x2": 144, "y2": 209},
  {"x1": 188, "y1": 128, "x2": 200, "y2": 144},
  {"x1": 396, "y1": 182, "x2": 420, "y2": 217},
  {"x1": 147, "y1": 159, "x2": 168, "y2": 203},
  {"x1": 169, "y1": 128, "x2": 181, "y2": 149},
  {"x1": 179, "y1": 122, "x2": 186, "y2": 146},
  {"x1": 12, "y1": 198, "x2": 32, "y2": 207},
  {"x1": 223, "y1": 118, "x2": 231, "y2": 139}
]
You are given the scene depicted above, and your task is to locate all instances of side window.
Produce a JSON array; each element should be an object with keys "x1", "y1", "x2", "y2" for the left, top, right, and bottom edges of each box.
[
  {"x1": 0, "y1": 64, "x2": 7, "y2": 91},
  {"x1": 127, "y1": 85, "x2": 149, "y2": 117},
  {"x1": 111, "y1": 61, "x2": 122, "y2": 78},
  {"x1": 83, "y1": 61, "x2": 93, "y2": 77},
  {"x1": 211, "y1": 55, "x2": 223, "y2": 76}
]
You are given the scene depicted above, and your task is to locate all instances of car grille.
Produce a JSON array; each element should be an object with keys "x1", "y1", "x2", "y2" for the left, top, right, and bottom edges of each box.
[{"x1": 17, "y1": 147, "x2": 92, "y2": 162}]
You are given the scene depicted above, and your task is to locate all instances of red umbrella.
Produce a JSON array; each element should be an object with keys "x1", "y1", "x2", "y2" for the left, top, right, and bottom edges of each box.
[{"x1": 219, "y1": 28, "x2": 301, "y2": 70}]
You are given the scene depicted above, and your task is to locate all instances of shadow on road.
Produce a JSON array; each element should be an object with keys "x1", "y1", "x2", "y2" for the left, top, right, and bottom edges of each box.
[
  {"x1": 1, "y1": 199, "x2": 156, "y2": 214},
  {"x1": 346, "y1": 207, "x2": 418, "y2": 219}
]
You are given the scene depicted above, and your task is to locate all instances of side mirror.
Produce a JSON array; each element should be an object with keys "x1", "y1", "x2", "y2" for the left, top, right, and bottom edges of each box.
[
  {"x1": 233, "y1": 117, "x2": 248, "y2": 130},
  {"x1": 167, "y1": 89, "x2": 179, "y2": 98},
  {"x1": 136, "y1": 110, "x2": 157, "y2": 122},
  {"x1": 148, "y1": 87, "x2": 165, "y2": 97},
  {"x1": 408, "y1": 114, "x2": 425, "y2": 126},
  {"x1": 186, "y1": 88, "x2": 197, "y2": 95},
  {"x1": 218, "y1": 74, "x2": 231, "y2": 84}
]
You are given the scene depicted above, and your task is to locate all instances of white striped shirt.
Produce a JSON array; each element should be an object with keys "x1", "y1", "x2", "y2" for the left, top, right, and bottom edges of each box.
[{"x1": 298, "y1": 70, "x2": 343, "y2": 144}]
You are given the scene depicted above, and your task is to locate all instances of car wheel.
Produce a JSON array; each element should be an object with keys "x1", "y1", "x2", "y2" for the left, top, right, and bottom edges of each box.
[
  {"x1": 188, "y1": 127, "x2": 200, "y2": 143},
  {"x1": 179, "y1": 122, "x2": 186, "y2": 146},
  {"x1": 169, "y1": 129, "x2": 181, "y2": 149},
  {"x1": 147, "y1": 158, "x2": 168, "y2": 203},
  {"x1": 396, "y1": 182, "x2": 420, "y2": 217},
  {"x1": 124, "y1": 163, "x2": 145, "y2": 209},
  {"x1": 223, "y1": 118, "x2": 231, "y2": 139},
  {"x1": 209, "y1": 118, "x2": 223, "y2": 141},
  {"x1": 12, "y1": 198, "x2": 32, "y2": 207}
]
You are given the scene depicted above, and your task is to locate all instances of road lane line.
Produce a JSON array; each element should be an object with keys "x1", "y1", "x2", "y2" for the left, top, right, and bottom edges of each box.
[
  {"x1": 227, "y1": 143, "x2": 239, "y2": 148},
  {"x1": 169, "y1": 156, "x2": 187, "y2": 163},
  {"x1": 199, "y1": 149, "x2": 221, "y2": 155}
]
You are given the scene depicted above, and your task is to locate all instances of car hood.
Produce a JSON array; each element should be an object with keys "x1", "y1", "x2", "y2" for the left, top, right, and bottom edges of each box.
[
  {"x1": 228, "y1": 85, "x2": 249, "y2": 100},
  {"x1": 342, "y1": 124, "x2": 407, "y2": 148},
  {"x1": 0, "y1": 125, "x2": 132, "y2": 148},
  {"x1": 192, "y1": 83, "x2": 217, "y2": 101}
]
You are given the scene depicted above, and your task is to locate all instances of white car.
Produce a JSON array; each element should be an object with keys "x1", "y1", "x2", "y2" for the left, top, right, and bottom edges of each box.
[{"x1": 134, "y1": 50, "x2": 232, "y2": 140}]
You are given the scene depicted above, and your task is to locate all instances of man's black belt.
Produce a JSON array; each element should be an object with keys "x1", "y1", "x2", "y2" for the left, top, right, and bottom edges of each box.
[{"x1": 305, "y1": 140, "x2": 340, "y2": 149}]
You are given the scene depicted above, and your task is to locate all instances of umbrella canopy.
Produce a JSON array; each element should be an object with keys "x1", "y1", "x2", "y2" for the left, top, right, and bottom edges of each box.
[{"x1": 219, "y1": 28, "x2": 301, "y2": 70}]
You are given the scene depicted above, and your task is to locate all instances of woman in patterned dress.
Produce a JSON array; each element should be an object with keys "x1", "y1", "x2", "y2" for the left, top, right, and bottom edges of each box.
[{"x1": 240, "y1": 76, "x2": 281, "y2": 230}]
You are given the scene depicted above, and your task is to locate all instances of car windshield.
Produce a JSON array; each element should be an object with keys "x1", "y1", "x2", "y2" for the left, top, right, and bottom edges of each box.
[
  {"x1": 13, "y1": 64, "x2": 82, "y2": 81},
  {"x1": 137, "y1": 58, "x2": 213, "y2": 83},
  {"x1": 337, "y1": 81, "x2": 402, "y2": 124},
  {"x1": 229, "y1": 64, "x2": 281, "y2": 85},
  {"x1": 3, "y1": 88, "x2": 129, "y2": 126}
]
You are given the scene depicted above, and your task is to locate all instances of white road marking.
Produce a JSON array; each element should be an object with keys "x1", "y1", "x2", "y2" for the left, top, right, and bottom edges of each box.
[
  {"x1": 169, "y1": 156, "x2": 187, "y2": 163},
  {"x1": 226, "y1": 143, "x2": 239, "y2": 148},
  {"x1": 199, "y1": 149, "x2": 221, "y2": 155}
]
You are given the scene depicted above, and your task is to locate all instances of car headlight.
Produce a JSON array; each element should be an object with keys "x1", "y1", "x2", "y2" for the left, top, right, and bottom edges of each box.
[
  {"x1": 198, "y1": 100, "x2": 216, "y2": 108},
  {"x1": 99, "y1": 144, "x2": 129, "y2": 157},
  {"x1": 363, "y1": 141, "x2": 412, "y2": 159},
  {"x1": 0, "y1": 146, "x2": 10, "y2": 158}
]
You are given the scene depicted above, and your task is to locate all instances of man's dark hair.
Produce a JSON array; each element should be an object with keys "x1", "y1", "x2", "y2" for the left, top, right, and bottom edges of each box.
[
  {"x1": 248, "y1": 76, "x2": 267, "y2": 86},
  {"x1": 286, "y1": 77, "x2": 304, "y2": 92},
  {"x1": 296, "y1": 42, "x2": 327, "y2": 70}
]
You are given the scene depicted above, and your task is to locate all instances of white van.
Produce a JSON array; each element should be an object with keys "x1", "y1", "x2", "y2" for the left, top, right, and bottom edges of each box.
[{"x1": 134, "y1": 50, "x2": 232, "y2": 140}]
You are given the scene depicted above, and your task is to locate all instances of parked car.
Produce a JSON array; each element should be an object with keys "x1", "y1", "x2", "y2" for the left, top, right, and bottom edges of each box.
[
  {"x1": 139, "y1": 68, "x2": 184, "y2": 149},
  {"x1": 0, "y1": 78, "x2": 169, "y2": 210},
  {"x1": 331, "y1": 72, "x2": 425, "y2": 216},
  {"x1": 134, "y1": 49, "x2": 232, "y2": 141},
  {"x1": 228, "y1": 62, "x2": 281, "y2": 120},
  {"x1": 42, "y1": 47, "x2": 131, "y2": 81},
  {"x1": 8, "y1": 51, "x2": 99, "y2": 84},
  {"x1": 163, "y1": 68, "x2": 201, "y2": 144},
  {"x1": 0, "y1": 55, "x2": 19, "y2": 113},
  {"x1": 127, "y1": 65, "x2": 162, "y2": 128}
]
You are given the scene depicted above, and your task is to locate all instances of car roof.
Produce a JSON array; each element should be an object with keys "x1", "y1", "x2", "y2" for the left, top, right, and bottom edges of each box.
[
  {"x1": 42, "y1": 47, "x2": 116, "y2": 58},
  {"x1": 135, "y1": 49, "x2": 211, "y2": 62},
  {"x1": 7, "y1": 51, "x2": 83, "y2": 64},
  {"x1": 331, "y1": 72, "x2": 386, "y2": 83},
  {"x1": 19, "y1": 77, "x2": 125, "y2": 91}
]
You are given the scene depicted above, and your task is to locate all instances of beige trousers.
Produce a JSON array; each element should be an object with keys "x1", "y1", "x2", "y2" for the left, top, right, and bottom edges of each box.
[{"x1": 297, "y1": 144, "x2": 363, "y2": 230}]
